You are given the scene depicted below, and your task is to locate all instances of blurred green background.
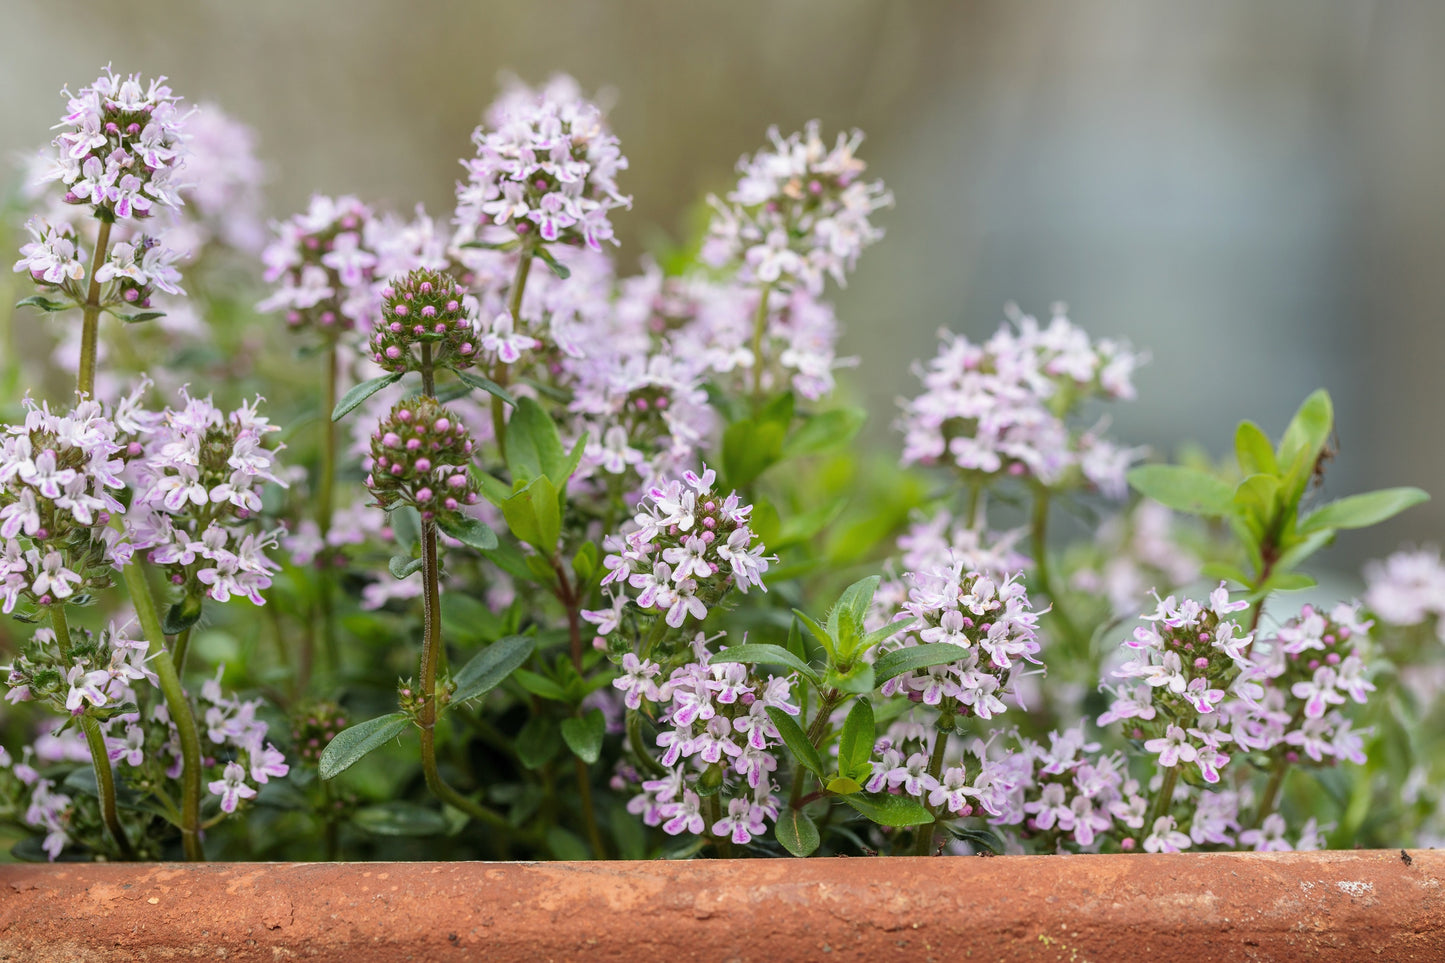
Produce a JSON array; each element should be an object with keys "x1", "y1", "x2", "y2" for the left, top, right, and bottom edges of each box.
[{"x1": 2, "y1": 0, "x2": 1442, "y2": 571}]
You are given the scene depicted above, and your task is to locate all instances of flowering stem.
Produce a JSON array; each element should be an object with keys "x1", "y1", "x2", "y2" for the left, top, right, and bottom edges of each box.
[
  {"x1": 415, "y1": 513, "x2": 508, "y2": 832},
  {"x1": 550, "y1": 559, "x2": 608, "y2": 857},
  {"x1": 491, "y1": 249, "x2": 534, "y2": 457},
  {"x1": 172, "y1": 627, "x2": 192, "y2": 675},
  {"x1": 1148, "y1": 765, "x2": 1179, "y2": 830},
  {"x1": 910, "y1": 724, "x2": 951, "y2": 857},
  {"x1": 122, "y1": 562, "x2": 205, "y2": 861},
  {"x1": 626, "y1": 708, "x2": 667, "y2": 777},
  {"x1": 77, "y1": 217, "x2": 113, "y2": 399},
  {"x1": 51, "y1": 603, "x2": 134, "y2": 859},
  {"x1": 314, "y1": 342, "x2": 340, "y2": 678},
  {"x1": 1029, "y1": 488, "x2": 1084, "y2": 651},
  {"x1": 1251, "y1": 753, "x2": 1292, "y2": 829},
  {"x1": 702, "y1": 786, "x2": 732, "y2": 858},
  {"x1": 748, "y1": 284, "x2": 773, "y2": 401}
]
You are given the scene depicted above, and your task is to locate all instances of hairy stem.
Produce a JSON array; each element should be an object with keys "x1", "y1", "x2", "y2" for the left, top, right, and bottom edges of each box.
[
  {"x1": 491, "y1": 250, "x2": 534, "y2": 457},
  {"x1": 172, "y1": 627, "x2": 192, "y2": 676},
  {"x1": 1029, "y1": 488, "x2": 1084, "y2": 650},
  {"x1": 77, "y1": 218, "x2": 113, "y2": 399},
  {"x1": 749, "y1": 284, "x2": 773, "y2": 400},
  {"x1": 51, "y1": 604, "x2": 134, "y2": 859},
  {"x1": 314, "y1": 342, "x2": 340, "y2": 679},
  {"x1": 123, "y1": 562, "x2": 204, "y2": 861},
  {"x1": 910, "y1": 723, "x2": 951, "y2": 856},
  {"x1": 1148, "y1": 765, "x2": 1179, "y2": 831}
]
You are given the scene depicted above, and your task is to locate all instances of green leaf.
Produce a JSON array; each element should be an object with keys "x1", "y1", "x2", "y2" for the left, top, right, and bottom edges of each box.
[
  {"x1": 830, "y1": 576, "x2": 881, "y2": 642},
  {"x1": 1200, "y1": 561, "x2": 1253, "y2": 587},
  {"x1": 388, "y1": 555, "x2": 423, "y2": 579},
  {"x1": 353, "y1": 801, "x2": 449, "y2": 837},
  {"x1": 560, "y1": 709, "x2": 606, "y2": 764},
  {"x1": 827, "y1": 662, "x2": 875, "y2": 695},
  {"x1": 873, "y1": 643, "x2": 966, "y2": 686},
  {"x1": 451, "y1": 635, "x2": 535, "y2": 703},
  {"x1": 1231, "y1": 473, "x2": 1282, "y2": 545},
  {"x1": 765, "y1": 706, "x2": 824, "y2": 778},
  {"x1": 1273, "y1": 528, "x2": 1335, "y2": 575},
  {"x1": 571, "y1": 541, "x2": 599, "y2": 582},
  {"x1": 390, "y1": 506, "x2": 420, "y2": 549},
  {"x1": 841, "y1": 792, "x2": 935, "y2": 827},
  {"x1": 514, "y1": 668, "x2": 569, "y2": 702},
  {"x1": 1297, "y1": 487, "x2": 1429, "y2": 535},
  {"x1": 1234, "y1": 420, "x2": 1278, "y2": 476},
  {"x1": 516, "y1": 716, "x2": 561, "y2": 769},
  {"x1": 536, "y1": 246, "x2": 572, "y2": 279},
  {"x1": 440, "y1": 593, "x2": 508, "y2": 645},
  {"x1": 333, "y1": 372, "x2": 404, "y2": 421},
  {"x1": 825, "y1": 776, "x2": 864, "y2": 795},
  {"x1": 722, "y1": 392, "x2": 794, "y2": 489},
  {"x1": 15, "y1": 294, "x2": 73, "y2": 313},
  {"x1": 161, "y1": 596, "x2": 203, "y2": 636},
  {"x1": 501, "y1": 476, "x2": 561, "y2": 553},
  {"x1": 773, "y1": 809, "x2": 821, "y2": 857},
  {"x1": 452, "y1": 368, "x2": 516, "y2": 406},
  {"x1": 792, "y1": 609, "x2": 836, "y2": 659},
  {"x1": 1127, "y1": 464, "x2": 1235, "y2": 517},
  {"x1": 836, "y1": 698, "x2": 875, "y2": 781},
  {"x1": 506, "y1": 397, "x2": 567, "y2": 485},
  {"x1": 783, "y1": 407, "x2": 867, "y2": 458},
  {"x1": 437, "y1": 515, "x2": 499, "y2": 551},
  {"x1": 709, "y1": 643, "x2": 820, "y2": 685},
  {"x1": 1262, "y1": 571, "x2": 1317, "y2": 593},
  {"x1": 947, "y1": 825, "x2": 1006, "y2": 855},
  {"x1": 1277, "y1": 389, "x2": 1334, "y2": 476},
  {"x1": 472, "y1": 470, "x2": 514, "y2": 507},
  {"x1": 115, "y1": 310, "x2": 166, "y2": 324},
  {"x1": 319, "y1": 713, "x2": 410, "y2": 780}
]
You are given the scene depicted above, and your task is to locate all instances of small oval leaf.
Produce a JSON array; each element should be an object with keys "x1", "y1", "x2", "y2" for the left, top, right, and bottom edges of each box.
[
  {"x1": 319, "y1": 712, "x2": 410, "y2": 780},
  {"x1": 451, "y1": 635, "x2": 535, "y2": 704},
  {"x1": 332, "y1": 372, "x2": 403, "y2": 422}
]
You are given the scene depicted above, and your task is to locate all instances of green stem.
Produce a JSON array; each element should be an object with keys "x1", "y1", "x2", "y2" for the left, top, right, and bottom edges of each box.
[
  {"x1": 416, "y1": 515, "x2": 508, "y2": 831},
  {"x1": 573, "y1": 755, "x2": 608, "y2": 859},
  {"x1": 51, "y1": 605, "x2": 134, "y2": 859},
  {"x1": 1148, "y1": 765, "x2": 1179, "y2": 831},
  {"x1": 1029, "y1": 488, "x2": 1084, "y2": 649},
  {"x1": 123, "y1": 562, "x2": 204, "y2": 861},
  {"x1": 964, "y1": 482, "x2": 982, "y2": 530},
  {"x1": 172, "y1": 627, "x2": 192, "y2": 675},
  {"x1": 315, "y1": 342, "x2": 340, "y2": 679},
  {"x1": 1251, "y1": 754, "x2": 1291, "y2": 830},
  {"x1": 910, "y1": 722, "x2": 952, "y2": 856},
  {"x1": 77, "y1": 218, "x2": 113, "y2": 399},
  {"x1": 749, "y1": 284, "x2": 773, "y2": 400},
  {"x1": 627, "y1": 708, "x2": 667, "y2": 777},
  {"x1": 702, "y1": 784, "x2": 732, "y2": 858},
  {"x1": 491, "y1": 250, "x2": 534, "y2": 457},
  {"x1": 552, "y1": 561, "x2": 608, "y2": 857}
]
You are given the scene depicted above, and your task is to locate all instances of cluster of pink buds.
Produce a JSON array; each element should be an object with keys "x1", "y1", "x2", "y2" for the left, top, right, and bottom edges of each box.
[
  {"x1": 369, "y1": 269, "x2": 478, "y2": 374},
  {"x1": 365, "y1": 397, "x2": 481, "y2": 524},
  {"x1": 258, "y1": 195, "x2": 378, "y2": 336}
]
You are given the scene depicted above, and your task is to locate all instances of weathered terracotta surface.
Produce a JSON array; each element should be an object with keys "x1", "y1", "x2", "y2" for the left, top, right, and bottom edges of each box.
[{"x1": 0, "y1": 850, "x2": 1439, "y2": 961}]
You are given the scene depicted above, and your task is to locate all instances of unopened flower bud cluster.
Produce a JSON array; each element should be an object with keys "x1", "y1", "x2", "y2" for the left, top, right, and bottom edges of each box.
[
  {"x1": 364, "y1": 397, "x2": 481, "y2": 524},
  {"x1": 369, "y1": 269, "x2": 478, "y2": 373}
]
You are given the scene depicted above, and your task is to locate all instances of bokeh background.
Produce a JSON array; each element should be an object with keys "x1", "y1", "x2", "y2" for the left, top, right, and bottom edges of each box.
[{"x1": 2, "y1": 0, "x2": 1442, "y2": 574}]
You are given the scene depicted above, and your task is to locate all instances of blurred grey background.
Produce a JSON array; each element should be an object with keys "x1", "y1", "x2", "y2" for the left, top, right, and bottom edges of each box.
[{"x1": 2, "y1": 0, "x2": 1442, "y2": 571}]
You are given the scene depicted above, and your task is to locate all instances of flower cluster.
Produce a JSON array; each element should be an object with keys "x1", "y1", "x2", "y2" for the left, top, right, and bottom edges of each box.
[
  {"x1": 1364, "y1": 547, "x2": 1445, "y2": 640},
  {"x1": 96, "y1": 233, "x2": 184, "y2": 309},
  {"x1": 258, "y1": 195, "x2": 379, "y2": 335},
  {"x1": 876, "y1": 559, "x2": 1042, "y2": 721},
  {"x1": 702, "y1": 121, "x2": 892, "y2": 294},
  {"x1": 364, "y1": 397, "x2": 481, "y2": 524},
  {"x1": 2, "y1": 621, "x2": 153, "y2": 716},
  {"x1": 368, "y1": 269, "x2": 478, "y2": 374},
  {"x1": 0, "y1": 393, "x2": 147, "y2": 612},
  {"x1": 1099, "y1": 584, "x2": 1254, "y2": 784},
  {"x1": 14, "y1": 216, "x2": 86, "y2": 287},
  {"x1": 621, "y1": 639, "x2": 794, "y2": 845},
  {"x1": 898, "y1": 305, "x2": 1144, "y2": 495},
  {"x1": 42, "y1": 67, "x2": 188, "y2": 221},
  {"x1": 987, "y1": 727, "x2": 1148, "y2": 852},
  {"x1": 456, "y1": 76, "x2": 630, "y2": 250},
  {"x1": 589, "y1": 468, "x2": 770, "y2": 642},
  {"x1": 128, "y1": 390, "x2": 287, "y2": 605},
  {"x1": 1230, "y1": 603, "x2": 1376, "y2": 766}
]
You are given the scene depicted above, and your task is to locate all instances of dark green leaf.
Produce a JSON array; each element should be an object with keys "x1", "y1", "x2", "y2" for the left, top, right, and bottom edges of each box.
[
  {"x1": 161, "y1": 597, "x2": 203, "y2": 636},
  {"x1": 774, "y1": 809, "x2": 821, "y2": 857},
  {"x1": 1297, "y1": 487, "x2": 1429, "y2": 535},
  {"x1": 709, "y1": 643, "x2": 820, "y2": 684},
  {"x1": 451, "y1": 635, "x2": 535, "y2": 703},
  {"x1": 388, "y1": 555, "x2": 423, "y2": 579},
  {"x1": 514, "y1": 668, "x2": 568, "y2": 702},
  {"x1": 765, "y1": 706, "x2": 824, "y2": 778},
  {"x1": 437, "y1": 515, "x2": 499, "y2": 551},
  {"x1": 319, "y1": 713, "x2": 410, "y2": 780},
  {"x1": 1127, "y1": 464, "x2": 1235, "y2": 517},
  {"x1": 571, "y1": 541, "x2": 599, "y2": 582},
  {"x1": 333, "y1": 372, "x2": 403, "y2": 421},
  {"x1": 946, "y1": 825, "x2": 1006, "y2": 855},
  {"x1": 722, "y1": 392, "x2": 794, "y2": 489},
  {"x1": 115, "y1": 310, "x2": 166, "y2": 324},
  {"x1": 841, "y1": 792, "x2": 935, "y2": 827},
  {"x1": 792, "y1": 608, "x2": 836, "y2": 658},
  {"x1": 506, "y1": 397, "x2": 567, "y2": 484},
  {"x1": 15, "y1": 294, "x2": 73, "y2": 313},
  {"x1": 353, "y1": 801, "x2": 449, "y2": 836},
  {"x1": 873, "y1": 643, "x2": 965, "y2": 686},
  {"x1": 453, "y1": 368, "x2": 516, "y2": 406},
  {"x1": 516, "y1": 716, "x2": 561, "y2": 769},
  {"x1": 536, "y1": 246, "x2": 572, "y2": 279},
  {"x1": 837, "y1": 697, "x2": 875, "y2": 781},
  {"x1": 560, "y1": 709, "x2": 606, "y2": 764}
]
